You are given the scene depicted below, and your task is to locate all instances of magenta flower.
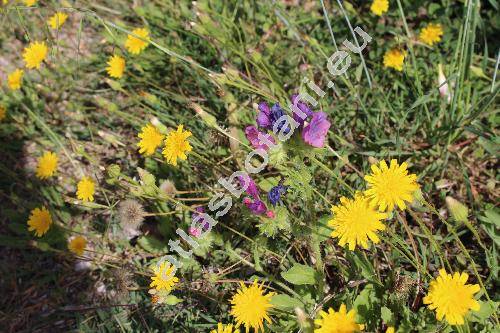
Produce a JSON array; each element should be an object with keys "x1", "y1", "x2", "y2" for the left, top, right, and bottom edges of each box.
[
  {"x1": 245, "y1": 125, "x2": 276, "y2": 150},
  {"x1": 243, "y1": 197, "x2": 267, "y2": 215},
  {"x1": 189, "y1": 227, "x2": 202, "y2": 237},
  {"x1": 239, "y1": 175, "x2": 260, "y2": 199},
  {"x1": 302, "y1": 112, "x2": 331, "y2": 148},
  {"x1": 191, "y1": 206, "x2": 209, "y2": 233}
]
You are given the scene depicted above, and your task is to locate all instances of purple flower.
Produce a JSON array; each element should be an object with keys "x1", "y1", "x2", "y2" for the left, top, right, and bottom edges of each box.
[
  {"x1": 192, "y1": 206, "x2": 209, "y2": 230},
  {"x1": 268, "y1": 183, "x2": 288, "y2": 206},
  {"x1": 245, "y1": 126, "x2": 275, "y2": 151},
  {"x1": 257, "y1": 102, "x2": 272, "y2": 129},
  {"x1": 243, "y1": 197, "x2": 267, "y2": 215},
  {"x1": 291, "y1": 94, "x2": 314, "y2": 126},
  {"x1": 302, "y1": 112, "x2": 331, "y2": 148},
  {"x1": 239, "y1": 175, "x2": 260, "y2": 200},
  {"x1": 270, "y1": 103, "x2": 291, "y2": 134}
]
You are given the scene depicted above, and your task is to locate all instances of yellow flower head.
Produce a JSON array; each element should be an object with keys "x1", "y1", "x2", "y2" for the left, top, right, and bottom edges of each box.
[
  {"x1": 364, "y1": 159, "x2": 419, "y2": 212},
  {"x1": 125, "y1": 28, "x2": 150, "y2": 55},
  {"x1": 137, "y1": 124, "x2": 164, "y2": 156},
  {"x1": 68, "y1": 235, "x2": 87, "y2": 256},
  {"x1": 0, "y1": 106, "x2": 6, "y2": 121},
  {"x1": 23, "y1": 41, "x2": 48, "y2": 69},
  {"x1": 106, "y1": 55, "x2": 125, "y2": 79},
  {"x1": 423, "y1": 269, "x2": 480, "y2": 325},
  {"x1": 48, "y1": 12, "x2": 68, "y2": 29},
  {"x1": 77, "y1": 176, "x2": 95, "y2": 202},
  {"x1": 27, "y1": 207, "x2": 52, "y2": 237},
  {"x1": 386, "y1": 327, "x2": 395, "y2": 333},
  {"x1": 162, "y1": 125, "x2": 192, "y2": 166},
  {"x1": 8, "y1": 69, "x2": 23, "y2": 90},
  {"x1": 328, "y1": 194, "x2": 387, "y2": 250},
  {"x1": 370, "y1": 0, "x2": 389, "y2": 16},
  {"x1": 383, "y1": 48, "x2": 406, "y2": 71},
  {"x1": 230, "y1": 280, "x2": 275, "y2": 333},
  {"x1": 210, "y1": 323, "x2": 240, "y2": 333},
  {"x1": 419, "y1": 23, "x2": 444, "y2": 46},
  {"x1": 314, "y1": 304, "x2": 364, "y2": 333},
  {"x1": 150, "y1": 261, "x2": 179, "y2": 292},
  {"x1": 35, "y1": 151, "x2": 58, "y2": 179},
  {"x1": 23, "y1": 0, "x2": 37, "y2": 6}
]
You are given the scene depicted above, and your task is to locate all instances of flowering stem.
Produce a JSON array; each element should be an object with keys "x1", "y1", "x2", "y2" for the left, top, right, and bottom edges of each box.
[
  {"x1": 395, "y1": 211, "x2": 423, "y2": 275},
  {"x1": 407, "y1": 208, "x2": 451, "y2": 271}
]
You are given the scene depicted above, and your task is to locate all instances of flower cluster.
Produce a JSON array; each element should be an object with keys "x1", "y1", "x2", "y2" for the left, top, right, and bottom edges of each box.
[
  {"x1": 238, "y1": 175, "x2": 283, "y2": 219},
  {"x1": 247, "y1": 95, "x2": 331, "y2": 150},
  {"x1": 137, "y1": 124, "x2": 193, "y2": 166},
  {"x1": 328, "y1": 159, "x2": 419, "y2": 250}
]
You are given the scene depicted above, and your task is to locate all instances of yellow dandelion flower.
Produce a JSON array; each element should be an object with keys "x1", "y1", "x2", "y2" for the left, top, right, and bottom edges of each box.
[
  {"x1": 106, "y1": 54, "x2": 125, "y2": 79},
  {"x1": 48, "y1": 12, "x2": 68, "y2": 30},
  {"x1": 383, "y1": 48, "x2": 406, "y2": 71},
  {"x1": 162, "y1": 125, "x2": 192, "y2": 166},
  {"x1": 423, "y1": 269, "x2": 480, "y2": 325},
  {"x1": 125, "y1": 28, "x2": 149, "y2": 55},
  {"x1": 328, "y1": 194, "x2": 387, "y2": 251},
  {"x1": 68, "y1": 235, "x2": 87, "y2": 256},
  {"x1": 419, "y1": 23, "x2": 444, "y2": 46},
  {"x1": 370, "y1": 0, "x2": 389, "y2": 16},
  {"x1": 8, "y1": 69, "x2": 23, "y2": 90},
  {"x1": 35, "y1": 151, "x2": 58, "y2": 179},
  {"x1": 210, "y1": 323, "x2": 240, "y2": 333},
  {"x1": 150, "y1": 261, "x2": 179, "y2": 292},
  {"x1": 137, "y1": 124, "x2": 164, "y2": 156},
  {"x1": 230, "y1": 280, "x2": 275, "y2": 333},
  {"x1": 386, "y1": 327, "x2": 395, "y2": 333},
  {"x1": 77, "y1": 176, "x2": 95, "y2": 202},
  {"x1": 314, "y1": 303, "x2": 364, "y2": 333},
  {"x1": 23, "y1": 0, "x2": 37, "y2": 6},
  {"x1": 27, "y1": 207, "x2": 52, "y2": 237},
  {"x1": 23, "y1": 41, "x2": 48, "y2": 69},
  {"x1": 0, "y1": 106, "x2": 6, "y2": 121},
  {"x1": 364, "y1": 159, "x2": 419, "y2": 212}
]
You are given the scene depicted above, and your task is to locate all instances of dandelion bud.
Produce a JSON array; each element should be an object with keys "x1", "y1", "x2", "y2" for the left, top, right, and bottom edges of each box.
[
  {"x1": 368, "y1": 156, "x2": 379, "y2": 165},
  {"x1": 294, "y1": 307, "x2": 311, "y2": 330},
  {"x1": 445, "y1": 196, "x2": 468, "y2": 223},
  {"x1": 160, "y1": 180, "x2": 177, "y2": 197},
  {"x1": 189, "y1": 103, "x2": 218, "y2": 128},
  {"x1": 106, "y1": 164, "x2": 121, "y2": 180},
  {"x1": 150, "y1": 117, "x2": 167, "y2": 133},
  {"x1": 438, "y1": 64, "x2": 451, "y2": 103}
]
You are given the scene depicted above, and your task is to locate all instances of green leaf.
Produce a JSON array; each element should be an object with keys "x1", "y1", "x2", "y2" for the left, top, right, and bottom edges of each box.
[
  {"x1": 281, "y1": 263, "x2": 316, "y2": 285},
  {"x1": 314, "y1": 215, "x2": 332, "y2": 243},
  {"x1": 137, "y1": 235, "x2": 168, "y2": 254},
  {"x1": 258, "y1": 206, "x2": 290, "y2": 237},
  {"x1": 381, "y1": 306, "x2": 393, "y2": 324},
  {"x1": 349, "y1": 251, "x2": 380, "y2": 285},
  {"x1": 409, "y1": 94, "x2": 433, "y2": 110},
  {"x1": 478, "y1": 209, "x2": 500, "y2": 246},
  {"x1": 469, "y1": 301, "x2": 498, "y2": 322},
  {"x1": 353, "y1": 284, "x2": 379, "y2": 325},
  {"x1": 165, "y1": 295, "x2": 183, "y2": 305},
  {"x1": 271, "y1": 294, "x2": 303, "y2": 310}
]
